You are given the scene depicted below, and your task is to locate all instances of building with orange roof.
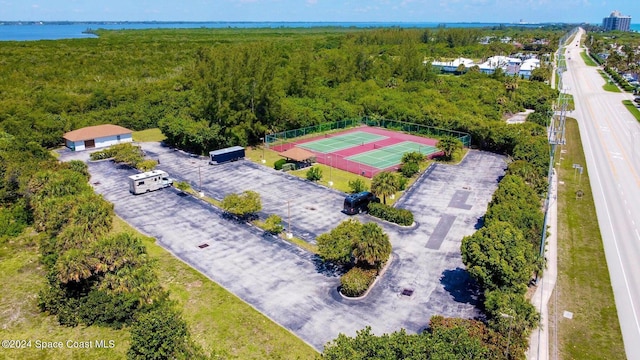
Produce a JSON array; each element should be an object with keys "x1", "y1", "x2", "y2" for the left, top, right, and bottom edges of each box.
[{"x1": 63, "y1": 124, "x2": 133, "y2": 151}]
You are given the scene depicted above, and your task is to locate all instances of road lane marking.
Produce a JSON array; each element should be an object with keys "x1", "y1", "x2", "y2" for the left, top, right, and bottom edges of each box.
[
  {"x1": 585, "y1": 101, "x2": 618, "y2": 179},
  {"x1": 589, "y1": 138, "x2": 640, "y2": 339}
]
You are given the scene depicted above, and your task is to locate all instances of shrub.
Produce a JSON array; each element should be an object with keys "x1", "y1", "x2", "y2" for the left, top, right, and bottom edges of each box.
[
  {"x1": 340, "y1": 267, "x2": 377, "y2": 297},
  {"x1": 348, "y1": 178, "x2": 367, "y2": 193},
  {"x1": 306, "y1": 166, "x2": 322, "y2": 181},
  {"x1": 397, "y1": 176, "x2": 409, "y2": 191},
  {"x1": 368, "y1": 202, "x2": 414, "y2": 226},
  {"x1": 274, "y1": 159, "x2": 287, "y2": 170},
  {"x1": 263, "y1": 214, "x2": 284, "y2": 234},
  {"x1": 221, "y1": 190, "x2": 262, "y2": 218},
  {"x1": 136, "y1": 159, "x2": 158, "y2": 172},
  {"x1": 401, "y1": 151, "x2": 424, "y2": 165},
  {"x1": 174, "y1": 181, "x2": 190, "y2": 192},
  {"x1": 282, "y1": 163, "x2": 296, "y2": 171},
  {"x1": 127, "y1": 305, "x2": 191, "y2": 360},
  {"x1": 400, "y1": 161, "x2": 419, "y2": 178},
  {"x1": 78, "y1": 290, "x2": 140, "y2": 329},
  {"x1": 89, "y1": 148, "x2": 116, "y2": 161},
  {"x1": 67, "y1": 160, "x2": 90, "y2": 179}
]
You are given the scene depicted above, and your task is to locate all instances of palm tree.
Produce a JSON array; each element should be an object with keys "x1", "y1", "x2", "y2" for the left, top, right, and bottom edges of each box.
[
  {"x1": 437, "y1": 137, "x2": 463, "y2": 160},
  {"x1": 371, "y1": 171, "x2": 399, "y2": 204},
  {"x1": 56, "y1": 249, "x2": 96, "y2": 283},
  {"x1": 504, "y1": 76, "x2": 519, "y2": 99},
  {"x1": 353, "y1": 222, "x2": 391, "y2": 268}
]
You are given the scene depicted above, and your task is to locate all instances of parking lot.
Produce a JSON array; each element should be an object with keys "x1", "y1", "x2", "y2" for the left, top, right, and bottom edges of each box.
[{"x1": 63, "y1": 145, "x2": 505, "y2": 350}]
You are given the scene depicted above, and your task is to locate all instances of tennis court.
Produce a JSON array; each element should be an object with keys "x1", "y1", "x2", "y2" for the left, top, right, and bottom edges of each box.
[
  {"x1": 298, "y1": 131, "x2": 387, "y2": 153},
  {"x1": 346, "y1": 141, "x2": 439, "y2": 169}
]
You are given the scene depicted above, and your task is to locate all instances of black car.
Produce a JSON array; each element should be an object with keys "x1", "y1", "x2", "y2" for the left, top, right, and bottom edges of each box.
[{"x1": 343, "y1": 191, "x2": 380, "y2": 215}]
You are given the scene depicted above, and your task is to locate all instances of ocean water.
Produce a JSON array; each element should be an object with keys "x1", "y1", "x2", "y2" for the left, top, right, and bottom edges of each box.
[
  {"x1": 632, "y1": 23, "x2": 640, "y2": 32},
  {"x1": 0, "y1": 21, "x2": 541, "y2": 41}
]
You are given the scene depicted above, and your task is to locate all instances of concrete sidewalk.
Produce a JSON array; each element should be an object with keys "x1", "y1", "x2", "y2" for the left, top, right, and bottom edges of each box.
[{"x1": 528, "y1": 171, "x2": 559, "y2": 360}]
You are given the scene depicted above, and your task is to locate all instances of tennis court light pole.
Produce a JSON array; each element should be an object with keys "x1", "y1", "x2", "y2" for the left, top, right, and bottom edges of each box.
[{"x1": 260, "y1": 136, "x2": 266, "y2": 163}]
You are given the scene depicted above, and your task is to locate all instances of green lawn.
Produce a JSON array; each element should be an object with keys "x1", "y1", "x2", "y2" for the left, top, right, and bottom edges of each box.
[
  {"x1": 580, "y1": 51, "x2": 598, "y2": 67},
  {"x1": 551, "y1": 118, "x2": 625, "y2": 359},
  {"x1": 0, "y1": 232, "x2": 131, "y2": 360},
  {"x1": 598, "y1": 70, "x2": 622, "y2": 93},
  {"x1": 132, "y1": 128, "x2": 166, "y2": 142},
  {"x1": 622, "y1": 100, "x2": 640, "y2": 122},
  {"x1": 0, "y1": 218, "x2": 318, "y2": 360}
]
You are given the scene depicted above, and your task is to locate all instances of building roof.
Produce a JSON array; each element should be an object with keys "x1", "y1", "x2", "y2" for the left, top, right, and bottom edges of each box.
[
  {"x1": 63, "y1": 124, "x2": 132, "y2": 142},
  {"x1": 279, "y1": 147, "x2": 316, "y2": 162}
]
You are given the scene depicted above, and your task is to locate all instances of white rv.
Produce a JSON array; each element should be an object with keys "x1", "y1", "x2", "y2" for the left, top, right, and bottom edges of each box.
[{"x1": 128, "y1": 170, "x2": 173, "y2": 195}]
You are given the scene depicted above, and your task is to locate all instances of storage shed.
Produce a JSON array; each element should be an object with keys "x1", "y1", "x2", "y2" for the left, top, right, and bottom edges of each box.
[{"x1": 63, "y1": 124, "x2": 133, "y2": 151}]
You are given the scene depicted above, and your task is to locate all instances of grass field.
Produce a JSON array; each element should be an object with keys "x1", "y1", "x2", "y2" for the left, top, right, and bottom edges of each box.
[
  {"x1": 551, "y1": 118, "x2": 625, "y2": 360},
  {"x1": 598, "y1": 70, "x2": 622, "y2": 93},
  {"x1": 0, "y1": 217, "x2": 318, "y2": 360},
  {"x1": 132, "y1": 128, "x2": 166, "y2": 142},
  {"x1": 0, "y1": 232, "x2": 131, "y2": 360},
  {"x1": 580, "y1": 51, "x2": 598, "y2": 67},
  {"x1": 622, "y1": 100, "x2": 640, "y2": 122}
]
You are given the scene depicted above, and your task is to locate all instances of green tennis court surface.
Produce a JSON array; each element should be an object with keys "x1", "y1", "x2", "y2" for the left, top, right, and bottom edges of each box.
[
  {"x1": 298, "y1": 131, "x2": 387, "y2": 153},
  {"x1": 347, "y1": 141, "x2": 439, "y2": 169}
]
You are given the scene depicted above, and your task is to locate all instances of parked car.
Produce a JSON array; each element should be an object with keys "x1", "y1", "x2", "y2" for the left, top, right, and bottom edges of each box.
[{"x1": 343, "y1": 191, "x2": 380, "y2": 215}]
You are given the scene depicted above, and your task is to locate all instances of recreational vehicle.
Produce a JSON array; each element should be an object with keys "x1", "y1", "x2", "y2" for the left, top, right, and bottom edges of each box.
[{"x1": 128, "y1": 170, "x2": 173, "y2": 195}]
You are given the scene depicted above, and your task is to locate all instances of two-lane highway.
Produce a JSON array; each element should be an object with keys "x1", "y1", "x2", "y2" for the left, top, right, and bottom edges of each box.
[{"x1": 564, "y1": 28, "x2": 640, "y2": 359}]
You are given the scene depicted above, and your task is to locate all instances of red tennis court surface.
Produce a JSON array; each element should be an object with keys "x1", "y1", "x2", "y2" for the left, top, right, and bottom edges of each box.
[{"x1": 270, "y1": 126, "x2": 442, "y2": 178}]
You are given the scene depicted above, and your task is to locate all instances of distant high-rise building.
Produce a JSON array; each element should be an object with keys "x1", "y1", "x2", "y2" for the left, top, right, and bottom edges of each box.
[{"x1": 602, "y1": 10, "x2": 631, "y2": 31}]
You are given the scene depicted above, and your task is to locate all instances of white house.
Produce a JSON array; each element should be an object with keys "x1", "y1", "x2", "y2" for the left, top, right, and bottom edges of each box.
[
  {"x1": 63, "y1": 124, "x2": 133, "y2": 151},
  {"x1": 430, "y1": 57, "x2": 476, "y2": 73},
  {"x1": 519, "y1": 58, "x2": 541, "y2": 79}
]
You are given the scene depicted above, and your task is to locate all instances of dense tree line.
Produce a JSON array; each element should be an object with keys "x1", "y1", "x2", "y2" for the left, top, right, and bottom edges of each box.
[
  {"x1": 0, "y1": 27, "x2": 559, "y2": 154},
  {"x1": 0, "y1": 137, "x2": 204, "y2": 359}
]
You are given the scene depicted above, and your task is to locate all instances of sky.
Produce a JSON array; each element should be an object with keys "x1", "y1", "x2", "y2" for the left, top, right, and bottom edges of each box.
[{"x1": 0, "y1": 0, "x2": 639, "y2": 24}]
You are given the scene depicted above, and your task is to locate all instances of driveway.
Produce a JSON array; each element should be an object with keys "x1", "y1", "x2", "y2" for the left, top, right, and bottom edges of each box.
[{"x1": 62, "y1": 147, "x2": 505, "y2": 351}]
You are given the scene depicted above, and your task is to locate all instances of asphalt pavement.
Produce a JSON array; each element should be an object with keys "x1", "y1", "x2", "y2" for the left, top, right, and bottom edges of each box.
[
  {"x1": 61, "y1": 145, "x2": 505, "y2": 351},
  {"x1": 561, "y1": 28, "x2": 640, "y2": 359}
]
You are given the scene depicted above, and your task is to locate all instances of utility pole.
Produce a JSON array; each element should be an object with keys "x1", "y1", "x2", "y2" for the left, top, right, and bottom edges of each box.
[
  {"x1": 198, "y1": 164, "x2": 203, "y2": 197},
  {"x1": 501, "y1": 313, "x2": 514, "y2": 359},
  {"x1": 285, "y1": 200, "x2": 293, "y2": 239}
]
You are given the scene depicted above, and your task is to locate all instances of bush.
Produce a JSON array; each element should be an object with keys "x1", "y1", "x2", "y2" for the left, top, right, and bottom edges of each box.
[
  {"x1": 306, "y1": 166, "x2": 322, "y2": 181},
  {"x1": 348, "y1": 178, "x2": 367, "y2": 193},
  {"x1": 136, "y1": 159, "x2": 158, "y2": 172},
  {"x1": 401, "y1": 151, "x2": 424, "y2": 165},
  {"x1": 89, "y1": 148, "x2": 116, "y2": 161},
  {"x1": 127, "y1": 305, "x2": 191, "y2": 360},
  {"x1": 78, "y1": 290, "x2": 140, "y2": 329},
  {"x1": 340, "y1": 267, "x2": 377, "y2": 297},
  {"x1": 282, "y1": 163, "x2": 296, "y2": 171},
  {"x1": 67, "y1": 160, "x2": 90, "y2": 179},
  {"x1": 174, "y1": 181, "x2": 190, "y2": 192},
  {"x1": 397, "y1": 176, "x2": 409, "y2": 191},
  {"x1": 221, "y1": 190, "x2": 262, "y2": 219},
  {"x1": 368, "y1": 202, "x2": 414, "y2": 226},
  {"x1": 274, "y1": 159, "x2": 287, "y2": 170},
  {"x1": 400, "y1": 161, "x2": 419, "y2": 178},
  {"x1": 263, "y1": 214, "x2": 284, "y2": 234}
]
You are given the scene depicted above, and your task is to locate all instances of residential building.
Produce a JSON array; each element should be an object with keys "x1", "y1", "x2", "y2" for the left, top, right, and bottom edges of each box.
[{"x1": 602, "y1": 10, "x2": 631, "y2": 32}]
